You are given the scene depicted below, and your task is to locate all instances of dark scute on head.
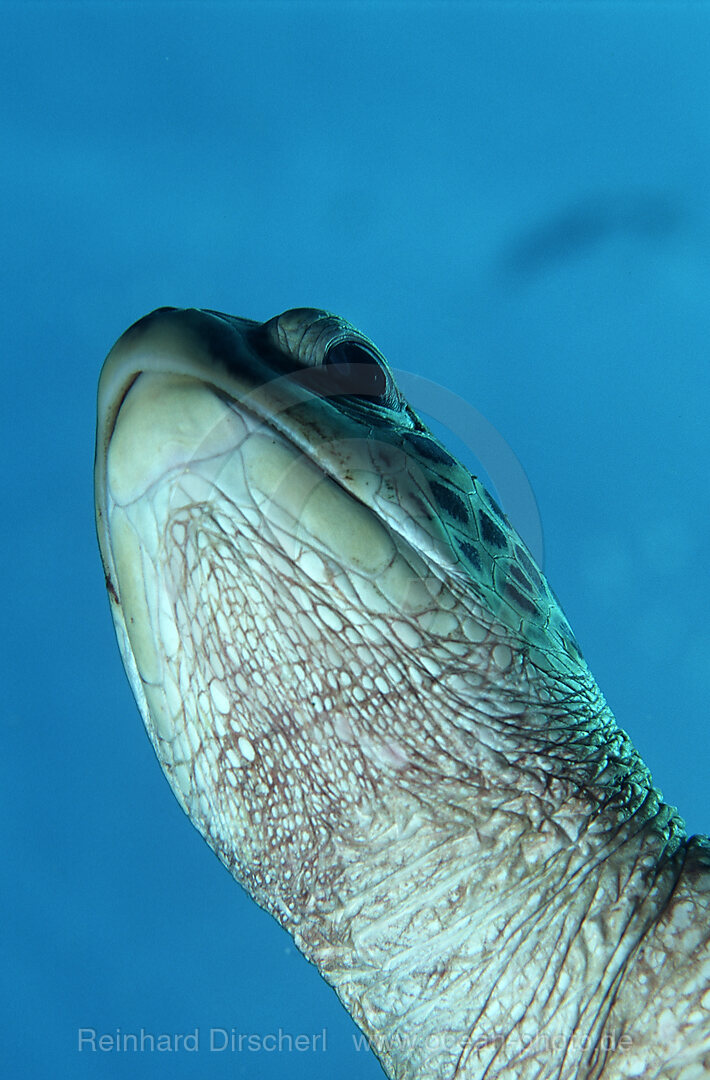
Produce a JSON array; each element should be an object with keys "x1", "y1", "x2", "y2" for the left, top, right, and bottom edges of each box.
[
  {"x1": 404, "y1": 432, "x2": 457, "y2": 467},
  {"x1": 479, "y1": 510, "x2": 508, "y2": 550},
  {"x1": 507, "y1": 563, "x2": 535, "y2": 596},
  {"x1": 514, "y1": 543, "x2": 544, "y2": 591},
  {"x1": 504, "y1": 583, "x2": 539, "y2": 618},
  {"x1": 457, "y1": 539, "x2": 482, "y2": 572},
  {"x1": 429, "y1": 481, "x2": 469, "y2": 524}
]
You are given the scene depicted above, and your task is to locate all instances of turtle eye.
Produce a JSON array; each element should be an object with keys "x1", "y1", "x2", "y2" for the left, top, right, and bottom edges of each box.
[{"x1": 322, "y1": 341, "x2": 389, "y2": 403}]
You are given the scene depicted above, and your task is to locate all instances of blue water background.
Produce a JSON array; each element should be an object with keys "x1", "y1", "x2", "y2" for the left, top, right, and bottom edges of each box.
[{"x1": 3, "y1": 4, "x2": 710, "y2": 1078}]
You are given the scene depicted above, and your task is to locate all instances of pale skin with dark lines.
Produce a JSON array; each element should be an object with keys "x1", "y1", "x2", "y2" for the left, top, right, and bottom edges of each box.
[{"x1": 95, "y1": 307, "x2": 710, "y2": 1079}]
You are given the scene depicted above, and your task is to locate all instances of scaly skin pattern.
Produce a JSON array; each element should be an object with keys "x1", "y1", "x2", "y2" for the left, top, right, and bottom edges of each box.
[{"x1": 94, "y1": 307, "x2": 710, "y2": 1079}]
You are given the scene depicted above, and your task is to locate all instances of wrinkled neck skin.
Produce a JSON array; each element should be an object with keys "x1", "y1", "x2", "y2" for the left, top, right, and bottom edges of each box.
[
  {"x1": 272, "y1": 671, "x2": 710, "y2": 1080},
  {"x1": 140, "y1": 515, "x2": 710, "y2": 1080},
  {"x1": 300, "y1": 765, "x2": 710, "y2": 1080}
]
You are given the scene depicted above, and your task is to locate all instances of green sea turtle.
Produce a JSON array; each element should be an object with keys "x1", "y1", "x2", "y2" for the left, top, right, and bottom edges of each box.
[{"x1": 94, "y1": 307, "x2": 710, "y2": 1079}]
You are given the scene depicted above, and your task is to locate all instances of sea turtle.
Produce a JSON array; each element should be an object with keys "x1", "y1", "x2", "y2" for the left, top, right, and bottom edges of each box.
[{"x1": 94, "y1": 306, "x2": 710, "y2": 1079}]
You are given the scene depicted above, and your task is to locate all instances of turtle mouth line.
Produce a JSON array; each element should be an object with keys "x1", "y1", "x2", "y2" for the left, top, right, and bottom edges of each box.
[{"x1": 101, "y1": 365, "x2": 377, "y2": 535}]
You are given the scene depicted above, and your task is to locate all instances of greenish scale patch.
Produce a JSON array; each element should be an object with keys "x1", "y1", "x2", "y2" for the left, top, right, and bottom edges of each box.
[
  {"x1": 514, "y1": 544, "x2": 544, "y2": 591},
  {"x1": 484, "y1": 489, "x2": 507, "y2": 523},
  {"x1": 505, "y1": 583, "x2": 539, "y2": 619},
  {"x1": 418, "y1": 447, "x2": 582, "y2": 664},
  {"x1": 456, "y1": 539, "x2": 482, "y2": 572},
  {"x1": 428, "y1": 480, "x2": 469, "y2": 524},
  {"x1": 507, "y1": 563, "x2": 536, "y2": 596},
  {"x1": 478, "y1": 509, "x2": 508, "y2": 550},
  {"x1": 404, "y1": 432, "x2": 457, "y2": 467},
  {"x1": 332, "y1": 381, "x2": 583, "y2": 669}
]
